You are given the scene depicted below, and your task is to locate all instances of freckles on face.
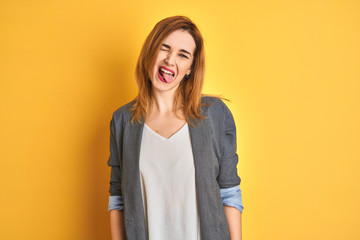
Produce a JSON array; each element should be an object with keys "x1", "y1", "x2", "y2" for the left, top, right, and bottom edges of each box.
[{"x1": 151, "y1": 30, "x2": 196, "y2": 87}]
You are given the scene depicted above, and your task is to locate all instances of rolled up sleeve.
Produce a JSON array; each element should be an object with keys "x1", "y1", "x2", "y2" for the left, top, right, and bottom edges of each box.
[
  {"x1": 217, "y1": 100, "x2": 244, "y2": 213},
  {"x1": 220, "y1": 185, "x2": 244, "y2": 213},
  {"x1": 108, "y1": 195, "x2": 124, "y2": 211}
]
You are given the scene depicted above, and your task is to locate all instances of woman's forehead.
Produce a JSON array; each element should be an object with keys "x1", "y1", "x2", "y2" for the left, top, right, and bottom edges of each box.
[{"x1": 162, "y1": 30, "x2": 196, "y2": 54}]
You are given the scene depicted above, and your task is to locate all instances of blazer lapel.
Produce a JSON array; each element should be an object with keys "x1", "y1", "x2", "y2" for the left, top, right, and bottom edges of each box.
[
  {"x1": 122, "y1": 117, "x2": 147, "y2": 239},
  {"x1": 189, "y1": 116, "x2": 221, "y2": 238}
]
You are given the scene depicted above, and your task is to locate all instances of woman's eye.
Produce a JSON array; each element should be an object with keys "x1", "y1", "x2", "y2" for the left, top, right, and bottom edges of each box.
[
  {"x1": 160, "y1": 48, "x2": 168, "y2": 51},
  {"x1": 180, "y1": 54, "x2": 189, "y2": 59}
]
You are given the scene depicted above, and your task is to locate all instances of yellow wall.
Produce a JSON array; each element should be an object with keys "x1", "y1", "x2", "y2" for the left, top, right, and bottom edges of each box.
[{"x1": 1, "y1": 0, "x2": 359, "y2": 239}]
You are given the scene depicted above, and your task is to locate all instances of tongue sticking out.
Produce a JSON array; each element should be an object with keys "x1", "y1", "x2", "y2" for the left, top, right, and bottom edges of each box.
[{"x1": 162, "y1": 72, "x2": 174, "y2": 83}]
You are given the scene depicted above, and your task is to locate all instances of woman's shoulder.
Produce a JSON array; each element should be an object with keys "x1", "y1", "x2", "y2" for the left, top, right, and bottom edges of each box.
[
  {"x1": 200, "y1": 95, "x2": 230, "y2": 113},
  {"x1": 111, "y1": 99, "x2": 136, "y2": 121},
  {"x1": 200, "y1": 95, "x2": 236, "y2": 128}
]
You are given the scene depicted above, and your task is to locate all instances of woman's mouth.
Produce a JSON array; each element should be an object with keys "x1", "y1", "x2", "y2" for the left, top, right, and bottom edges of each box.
[{"x1": 158, "y1": 66, "x2": 175, "y2": 83}]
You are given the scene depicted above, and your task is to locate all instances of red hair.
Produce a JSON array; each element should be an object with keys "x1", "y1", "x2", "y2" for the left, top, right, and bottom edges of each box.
[{"x1": 131, "y1": 16, "x2": 223, "y2": 127}]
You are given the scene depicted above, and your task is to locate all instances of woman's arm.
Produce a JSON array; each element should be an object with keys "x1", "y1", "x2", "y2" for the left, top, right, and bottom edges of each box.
[
  {"x1": 217, "y1": 99, "x2": 243, "y2": 240},
  {"x1": 224, "y1": 206, "x2": 242, "y2": 240},
  {"x1": 110, "y1": 209, "x2": 125, "y2": 240},
  {"x1": 108, "y1": 115, "x2": 125, "y2": 240}
]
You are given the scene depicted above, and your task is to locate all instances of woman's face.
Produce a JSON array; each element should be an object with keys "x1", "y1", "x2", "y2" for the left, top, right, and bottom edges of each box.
[{"x1": 151, "y1": 29, "x2": 196, "y2": 93}]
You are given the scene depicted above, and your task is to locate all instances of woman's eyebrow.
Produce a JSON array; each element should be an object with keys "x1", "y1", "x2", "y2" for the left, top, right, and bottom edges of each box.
[{"x1": 161, "y1": 43, "x2": 192, "y2": 57}]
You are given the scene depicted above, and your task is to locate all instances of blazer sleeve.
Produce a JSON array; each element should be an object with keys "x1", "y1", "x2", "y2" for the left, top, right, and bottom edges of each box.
[
  {"x1": 217, "y1": 101, "x2": 241, "y2": 189},
  {"x1": 107, "y1": 115, "x2": 123, "y2": 197}
]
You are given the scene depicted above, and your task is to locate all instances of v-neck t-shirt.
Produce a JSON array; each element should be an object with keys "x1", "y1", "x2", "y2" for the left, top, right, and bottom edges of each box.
[{"x1": 139, "y1": 122, "x2": 201, "y2": 240}]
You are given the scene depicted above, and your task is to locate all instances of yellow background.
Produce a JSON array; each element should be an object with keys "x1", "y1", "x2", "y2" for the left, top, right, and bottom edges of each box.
[{"x1": 1, "y1": 0, "x2": 359, "y2": 239}]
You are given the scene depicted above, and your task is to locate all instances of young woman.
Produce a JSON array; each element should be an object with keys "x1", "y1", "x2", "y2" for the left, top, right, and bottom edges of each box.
[{"x1": 107, "y1": 15, "x2": 244, "y2": 240}]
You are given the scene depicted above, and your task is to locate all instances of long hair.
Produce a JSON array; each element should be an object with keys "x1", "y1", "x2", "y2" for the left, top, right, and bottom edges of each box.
[{"x1": 131, "y1": 15, "x2": 218, "y2": 127}]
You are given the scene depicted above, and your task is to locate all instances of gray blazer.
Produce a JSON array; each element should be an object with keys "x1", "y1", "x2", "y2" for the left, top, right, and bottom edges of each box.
[{"x1": 107, "y1": 96, "x2": 241, "y2": 240}]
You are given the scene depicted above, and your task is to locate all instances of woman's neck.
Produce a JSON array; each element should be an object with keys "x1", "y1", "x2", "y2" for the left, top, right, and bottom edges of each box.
[{"x1": 150, "y1": 88, "x2": 177, "y2": 115}]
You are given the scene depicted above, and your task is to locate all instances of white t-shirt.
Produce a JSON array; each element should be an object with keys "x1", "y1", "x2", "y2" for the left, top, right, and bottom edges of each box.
[{"x1": 139, "y1": 122, "x2": 201, "y2": 240}]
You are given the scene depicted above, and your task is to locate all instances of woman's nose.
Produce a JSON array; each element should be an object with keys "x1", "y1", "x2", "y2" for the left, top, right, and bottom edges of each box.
[{"x1": 165, "y1": 52, "x2": 176, "y2": 65}]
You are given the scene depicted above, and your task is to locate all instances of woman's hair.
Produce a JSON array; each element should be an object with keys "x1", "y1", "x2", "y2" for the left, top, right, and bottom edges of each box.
[{"x1": 130, "y1": 15, "x2": 209, "y2": 127}]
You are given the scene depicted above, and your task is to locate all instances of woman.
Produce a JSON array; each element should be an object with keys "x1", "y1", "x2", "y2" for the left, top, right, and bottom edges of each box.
[{"x1": 107, "y1": 16, "x2": 244, "y2": 240}]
